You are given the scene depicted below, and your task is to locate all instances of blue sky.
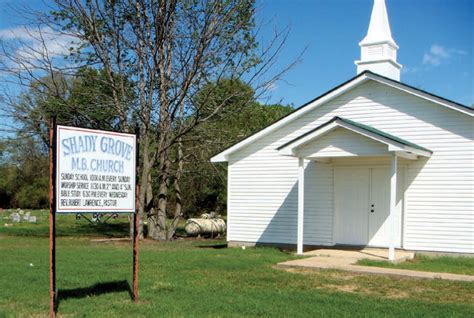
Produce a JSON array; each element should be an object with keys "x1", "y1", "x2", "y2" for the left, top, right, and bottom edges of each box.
[
  {"x1": 255, "y1": 0, "x2": 473, "y2": 107},
  {"x1": 0, "y1": 0, "x2": 472, "y2": 108}
]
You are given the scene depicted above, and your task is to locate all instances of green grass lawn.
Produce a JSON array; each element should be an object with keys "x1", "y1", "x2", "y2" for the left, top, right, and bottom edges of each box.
[
  {"x1": 357, "y1": 255, "x2": 474, "y2": 276},
  {"x1": 1, "y1": 209, "x2": 130, "y2": 238},
  {"x1": 1, "y1": 210, "x2": 473, "y2": 317}
]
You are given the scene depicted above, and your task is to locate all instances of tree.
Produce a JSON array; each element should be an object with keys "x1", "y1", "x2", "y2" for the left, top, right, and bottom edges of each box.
[
  {"x1": 0, "y1": 68, "x2": 133, "y2": 208},
  {"x1": 42, "y1": 0, "x2": 294, "y2": 240},
  {"x1": 177, "y1": 79, "x2": 293, "y2": 216},
  {"x1": 0, "y1": 136, "x2": 49, "y2": 209},
  {"x1": 10, "y1": 67, "x2": 132, "y2": 148}
]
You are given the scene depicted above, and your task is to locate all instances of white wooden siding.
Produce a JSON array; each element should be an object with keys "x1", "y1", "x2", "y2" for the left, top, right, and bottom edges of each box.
[
  {"x1": 296, "y1": 127, "x2": 390, "y2": 158},
  {"x1": 227, "y1": 80, "x2": 473, "y2": 253}
]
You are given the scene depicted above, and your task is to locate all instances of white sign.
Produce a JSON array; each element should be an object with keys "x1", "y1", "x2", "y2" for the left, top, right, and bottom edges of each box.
[{"x1": 56, "y1": 125, "x2": 136, "y2": 213}]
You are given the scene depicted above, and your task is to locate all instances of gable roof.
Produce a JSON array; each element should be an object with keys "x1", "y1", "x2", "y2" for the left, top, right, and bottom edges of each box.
[
  {"x1": 211, "y1": 71, "x2": 472, "y2": 162},
  {"x1": 277, "y1": 116, "x2": 432, "y2": 158}
]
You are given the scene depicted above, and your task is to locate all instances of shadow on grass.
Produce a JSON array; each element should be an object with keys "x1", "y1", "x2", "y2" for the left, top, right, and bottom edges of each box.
[
  {"x1": 62, "y1": 222, "x2": 130, "y2": 238},
  {"x1": 56, "y1": 280, "x2": 133, "y2": 311},
  {"x1": 197, "y1": 243, "x2": 228, "y2": 249}
]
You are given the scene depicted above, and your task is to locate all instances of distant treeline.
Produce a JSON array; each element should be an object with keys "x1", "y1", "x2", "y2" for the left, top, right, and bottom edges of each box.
[{"x1": 0, "y1": 71, "x2": 293, "y2": 213}]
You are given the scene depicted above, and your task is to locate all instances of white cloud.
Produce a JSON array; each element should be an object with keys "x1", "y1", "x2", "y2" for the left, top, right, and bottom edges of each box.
[
  {"x1": 451, "y1": 48, "x2": 468, "y2": 56},
  {"x1": 422, "y1": 53, "x2": 441, "y2": 66},
  {"x1": 0, "y1": 26, "x2": 79, "y2": 68},
  {"x1": 402, "y1": 66, "x2": 420, "y2": 74},
  {"x1": 0, "y1": 26, "x2": 37, "y2": 41},
  {"x1": 422, "y1": 44, "x2": 467, "y2": 67},
  {"x1": 430, "y1": 44, "x2": 449, "y2": 58}
]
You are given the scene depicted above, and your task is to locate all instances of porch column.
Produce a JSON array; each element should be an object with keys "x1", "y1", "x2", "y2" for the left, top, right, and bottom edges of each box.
[
  {"x1": 297, "y1": 157, "x2": 305, "y2": 255},
  {"x1": 389, "y1": 153, "x2": 398, "y2": 261}
]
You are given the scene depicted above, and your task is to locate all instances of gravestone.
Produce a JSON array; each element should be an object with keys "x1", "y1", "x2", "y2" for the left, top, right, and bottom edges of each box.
[
  {"x1": 23, "y1": 212, "x2": 31, "y2": 221},
  {"x1": 28, "y1": 216, "x2": 37, "y2": 223},
  {"x1": 11, "y1": 213, "x2": 20, "y2": 222}
]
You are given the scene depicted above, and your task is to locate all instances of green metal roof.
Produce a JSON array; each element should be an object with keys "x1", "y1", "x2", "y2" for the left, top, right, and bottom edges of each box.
[{"x1": 336, "y1": 117, "x2": 432, "y2": 153}]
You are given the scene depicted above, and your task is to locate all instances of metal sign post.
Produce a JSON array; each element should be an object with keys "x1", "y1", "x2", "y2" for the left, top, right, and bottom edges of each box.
[
  {"x1": 49, "y1": 121, "x2": 139, "y2": 317},
  {"x1": 133, "y1": 195, "x2": 139, "y2": 302},
  {"x1": 49, "y1": 118, "x2": 57, "y2": 318},
  {"x1": 132, "y1": 124, "x2": 140, "y2": 302}
]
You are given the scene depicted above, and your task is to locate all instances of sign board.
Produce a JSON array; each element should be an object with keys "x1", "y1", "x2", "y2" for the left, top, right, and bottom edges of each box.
[
  {"x1": 49, "y1": 121, "x2": 139, "y2": 317},
  {"x1": 56, "y1": 125, "x2": 136, "y2": 213}
]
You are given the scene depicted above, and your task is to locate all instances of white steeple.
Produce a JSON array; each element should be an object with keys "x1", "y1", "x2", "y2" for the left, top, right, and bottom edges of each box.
[{"x1": 355, "y1": 0, "x2": 402, "y2": 81}]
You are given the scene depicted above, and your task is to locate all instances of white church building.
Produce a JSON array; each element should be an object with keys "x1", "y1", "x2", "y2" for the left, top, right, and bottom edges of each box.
[{"x1": 211, "y1": 0, "x2": 473, "y2": 259}]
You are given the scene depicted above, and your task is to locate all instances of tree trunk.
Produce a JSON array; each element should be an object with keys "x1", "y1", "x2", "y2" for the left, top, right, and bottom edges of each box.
[
  {"x1": 167, "y1": 137, "x2": 183, "y2": 240},
  {"x1": 136, "y1": 132, "x2": 152, "y2": 240},
  {"x1": 149, "y1": 146, "x2": 170, "y2": 240},
  {"x1": 145, "y1": 171, "x2": 155, "y2": 238}
]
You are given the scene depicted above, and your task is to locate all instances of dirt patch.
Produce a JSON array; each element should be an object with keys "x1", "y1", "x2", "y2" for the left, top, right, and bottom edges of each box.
[
  {"x1": 321, "y1": 284, "x2": 358, "y2": 293},
  {"x1": 324, "y1": 270, "x2": 360, "y2": 281},
  {"x1": 276, "y1": 267, "x2": 314, "y2": 274},
  {"x1": 322, "y1": 281, "x2": 410, "y2": 299},
  {"x1": 277, "y1": 266, "x2": 359, "y2": 280},
  {"x1": 351, "y1": 280, "x2": 412, "y2": 299},
  {"x1": 90, "y1": 238, "x2": 131, "y2": 245},
  {"x1": 277, "y1": 266, "x2": 431, "y2": 300},
  {"x1": 277, "y1": 262, "x2": 474, "y2": 304},
  {"x1": 385, "y1": 289, "x2": 410, "y2": 299}
]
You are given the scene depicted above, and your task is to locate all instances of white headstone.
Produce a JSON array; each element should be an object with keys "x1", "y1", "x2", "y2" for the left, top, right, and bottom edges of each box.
[
  {"x1": 28, "y1": 216, "x2": 37, "y2": 223},
  {"x1": 11, "y1": 213, "x2": 20, "y2": 222}
]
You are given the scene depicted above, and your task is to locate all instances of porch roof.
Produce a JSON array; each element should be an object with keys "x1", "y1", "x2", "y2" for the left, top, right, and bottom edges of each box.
[{"x1": 277, "y1": 116, "x2": 433, "y2": 159}]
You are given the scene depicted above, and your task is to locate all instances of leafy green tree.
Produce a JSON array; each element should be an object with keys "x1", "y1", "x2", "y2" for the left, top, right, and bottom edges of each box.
[
  {"x1": 10, "y1": 137, "x2": 49, "y2": 209},
  {"x1": 0, "y1": 136, "x2": 49, "y2": 209},
  {"x1": 0, "y1": 139, "x2": 17, "y2": 207},
  {"x1": 176, "y1": 79, "x2": 293, "y2": 216},
  {"x1": 0, "y1": 68, "x2": 133, "y2": 208},
  {"x1": 13, "y1": 68, "x2": 132, "y2": 148}
]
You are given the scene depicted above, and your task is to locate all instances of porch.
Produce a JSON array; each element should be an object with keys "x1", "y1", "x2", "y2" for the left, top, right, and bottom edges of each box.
[{"x1": 278, "y1": 117, "x2": 432, "y2": 261}]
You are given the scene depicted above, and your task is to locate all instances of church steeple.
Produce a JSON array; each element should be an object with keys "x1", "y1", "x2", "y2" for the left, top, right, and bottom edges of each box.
[{"x1": 355, "y1": 0, "x2": 402, "y2": 81}]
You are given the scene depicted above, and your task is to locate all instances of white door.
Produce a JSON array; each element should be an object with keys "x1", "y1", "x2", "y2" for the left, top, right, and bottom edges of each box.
[
  {"x1": 334, "y1": 166, "x2": 403, "y2": 247},
  {"x1": 368, "y1": 167, "x2": 403, "y2": 247},
  {"x1": 334, "y1": 167, "x2": 370, "y2": 245},
  {"x1": 368, "y1": 168, "x2": 390, "y2": 246}
]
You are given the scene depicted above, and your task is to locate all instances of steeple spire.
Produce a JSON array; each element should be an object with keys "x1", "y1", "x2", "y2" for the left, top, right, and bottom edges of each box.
[
  {"x1": 355, "y1": 0, "x2": 402, "y2": 80},
  {"x1": 360, "y1": 0, "x2": 396, "y2": 47}
]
